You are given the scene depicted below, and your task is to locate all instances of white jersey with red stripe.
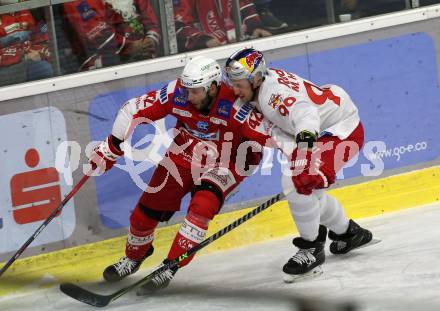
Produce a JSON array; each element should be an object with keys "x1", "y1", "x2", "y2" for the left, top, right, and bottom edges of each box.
[{"x1": 254, "y1": 68, "x2": 360, "y2": 152}]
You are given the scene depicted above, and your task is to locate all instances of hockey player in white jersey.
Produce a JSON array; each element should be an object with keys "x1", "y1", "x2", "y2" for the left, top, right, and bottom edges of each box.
[{"x1": 225, "y1": 48, "x2": 374, "y2": 282}]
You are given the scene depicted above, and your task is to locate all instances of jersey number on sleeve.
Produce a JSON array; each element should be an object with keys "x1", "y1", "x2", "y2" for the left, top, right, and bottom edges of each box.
[
  {"x1": 248, "y1": 110, "x2": 264, "y2": 129},
  {"x1": 272, "y1": 69, "x2": 300, "y2": 92},
  {"x1": 303, "y1": 81, "x2": 341, "y2": 106},
  {"x1": 272, "y1": 68, "x2": 341, "y2": 109}
]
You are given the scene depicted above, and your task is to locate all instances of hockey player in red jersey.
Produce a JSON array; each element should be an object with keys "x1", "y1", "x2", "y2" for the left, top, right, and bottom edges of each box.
[
  {"x1": 0, "y1": 8, "x2": 53, "y2": 85},
  {"x1": 173, "y1": 0, "x2": 271, "y2": 52},
  {"x1": 225, "y1": 48, "x2": 374, "y2": 282},
  {"x1": 88, "y1": 56, "x2": 272, "y2": 293},
  {"x1": 63, "y1": 0, "x2": 160, "y2": 71}
]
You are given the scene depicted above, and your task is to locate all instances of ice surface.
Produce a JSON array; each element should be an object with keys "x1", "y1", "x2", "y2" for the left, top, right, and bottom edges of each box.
[{"x1": 2, "y1": 203, "x2": 440, "y2": 311}]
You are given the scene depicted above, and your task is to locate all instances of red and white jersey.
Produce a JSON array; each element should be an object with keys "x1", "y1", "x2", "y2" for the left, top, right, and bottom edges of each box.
[
  {"x1": 64, "y1": 0, "x2": 160, "y2": 69},
  {"x1": 0, "y1": 11, "x2": 50, "y2": 67},
  {"x1": 112, "y1": 80, "x2": 272, "y2": 168},
  {"x1": 255, "y1": 68, "x2": 360, "y2": 151},
  {"x1": 174, "y1": 0, "x2": 262, "y2": 51},
  {"x1": 0, "y1": 10, "x2": 35, "y2": 43}
]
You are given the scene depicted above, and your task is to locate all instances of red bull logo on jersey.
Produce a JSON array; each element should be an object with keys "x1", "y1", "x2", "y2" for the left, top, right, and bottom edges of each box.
[
  {"x1": 239, "y1": 51, "x2": 263, "y2": 73},
  {"x1": 269, "y1": 94, "x2": 283, "y2": 109}
]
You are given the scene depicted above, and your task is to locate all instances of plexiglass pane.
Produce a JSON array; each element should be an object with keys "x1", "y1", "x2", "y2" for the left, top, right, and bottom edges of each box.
[
  {"x1": 0, "y1": 2, "x2": 54, "y2": 87},
  {"x1": 0, "y1": 0, "x2": 435, "y2": 88},
  {"x1": 56, "y1": 0, "x2": 162, "y2": 74}
]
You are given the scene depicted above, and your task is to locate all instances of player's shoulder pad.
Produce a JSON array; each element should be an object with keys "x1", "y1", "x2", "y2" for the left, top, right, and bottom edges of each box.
[
  {"x1": 122, "y1": 88, "x2": 157, "y2": 112},
  {"x1": 211, "y1": 83, "x2": 236, "y2": 120},
  {"x1": 233, "y1": 99, "x2": 254, "y2": 123},
  {"x1": 157, "y1": 80, "x2": 178, "y2": 105},
  {"x1": 261, "y1": 74, "x2": 293, "y2": 102},
  {"x1": 261, "y1": 87, "x2": 304, "y2": 117}
]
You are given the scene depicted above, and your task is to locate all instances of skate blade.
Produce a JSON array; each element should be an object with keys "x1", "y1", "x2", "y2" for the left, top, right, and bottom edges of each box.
[
  {"x1": 357, "y1": 237, "x2": 381, "y2": 250},
  {"x1": 136, "y1": 285, "x2": 156, "y2": 296},
  {"x1": 283, "y1": 266, "x2": 323, "y2": 284},
  {"x1": 136, "y1": 282, "x2": 167, "y2": 296}
]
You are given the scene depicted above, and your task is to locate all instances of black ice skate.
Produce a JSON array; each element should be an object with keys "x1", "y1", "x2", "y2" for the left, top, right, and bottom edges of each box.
[
  {"x1": 103, "y1": 246, "x2": 154, "y2": 282},
  {"x1": 136, "y1": 259, "x2": 179, "y2": 296},
  {"x1": 328, "y1": 219, "x2": 373, "y2": 254},
  {"x1": 283, "y1": 225, "x2": 327, "y2": 283}
]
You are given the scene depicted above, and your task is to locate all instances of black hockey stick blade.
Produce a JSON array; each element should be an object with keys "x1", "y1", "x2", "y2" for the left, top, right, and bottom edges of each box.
[
  {"x1": 60, "y1": 265, "x2": 165, "y2": 307},
  {"x1": 59, "y1": 191, "x2": 288, "y2": 307},
  {"x1": 60, "y1": 283, "x2": 112, "y2": 308}
]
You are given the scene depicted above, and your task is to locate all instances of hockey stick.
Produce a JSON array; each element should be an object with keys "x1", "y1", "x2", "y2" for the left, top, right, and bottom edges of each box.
[
  {"x1": 0, "y1": 173, "x2": 91, "y2": 278},
  {"x1": 60, "y1": 191, "x2": 287, "y2": 307}
]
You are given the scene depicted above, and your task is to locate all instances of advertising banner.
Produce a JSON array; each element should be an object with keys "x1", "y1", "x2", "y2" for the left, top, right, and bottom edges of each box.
[
  {"x1": 0, "y1": 107, "x2": 74, "y2": 252},
  {"x1": 89, "y1": 32, "x2": 440, "y2": 229},
  {"x1": 275, "y1": 32, "x2": 440, "y2": 179}
]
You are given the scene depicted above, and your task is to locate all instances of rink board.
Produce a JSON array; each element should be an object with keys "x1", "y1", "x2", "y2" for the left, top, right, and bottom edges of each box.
[
  {"x1": 88, "y1": 31, "x2": 440, "y2": 230},
  {"x1": 1, "y1": 165, "x2": 439, "y2": 296},
  {"x1": 2, "y1": 5, "x2": 440, "y2": 299},
  {"x1": 2, "y1": 11, "x2": 440, "y2": 264}
]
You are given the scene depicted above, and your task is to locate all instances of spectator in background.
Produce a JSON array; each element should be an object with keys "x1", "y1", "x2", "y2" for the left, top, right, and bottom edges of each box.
[
  {"x1": 0, "y1": 5, "x2": 53, "y2": 87},
  {"x1": 63, "y1": 0, "x2": 160, "y2": 71},
  {"x1": 254, "y1": 0, "x2": 288, "y2": 32},
  {"x1": 336, "y1": 0, "x2": 408, "y2": 21},
  {"x1": 173, "y1": 0, "x2": 271, "y2": 52},
  {"x1": 337, "y1": 0, "x2": 359, "y2": 21}
]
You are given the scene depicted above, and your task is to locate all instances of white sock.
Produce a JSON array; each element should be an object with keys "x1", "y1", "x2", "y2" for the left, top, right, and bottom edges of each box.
[{"x1": 315, "y1": 189, "x2": 349, "y2": 235}]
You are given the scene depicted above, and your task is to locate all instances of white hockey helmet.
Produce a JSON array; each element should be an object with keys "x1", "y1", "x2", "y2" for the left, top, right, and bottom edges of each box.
[
  {"x1": 180, "y1": 56, "x2": 222, "y2": 92},
  {"x1": 225, "y1": 48, "x2": 268, "y2": 85}
]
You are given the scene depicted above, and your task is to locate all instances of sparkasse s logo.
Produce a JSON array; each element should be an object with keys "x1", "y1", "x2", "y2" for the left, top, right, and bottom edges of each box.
[{"x1": 0, "y1": 107, "x2": 75, "y2": 253}]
